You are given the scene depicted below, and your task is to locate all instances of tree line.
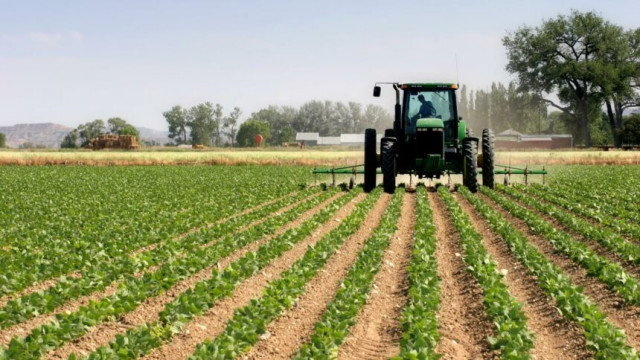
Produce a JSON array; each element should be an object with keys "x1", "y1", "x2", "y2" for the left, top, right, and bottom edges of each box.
[
  {"x1": 163, "y1": 101, "x2": 392, "y2": 147},
  {"x1": 503, "y1": 10, "x2": 640, "y2": 147},
  {"x1": 60, "y1": 118, "x2": 140, "y2": 148}
]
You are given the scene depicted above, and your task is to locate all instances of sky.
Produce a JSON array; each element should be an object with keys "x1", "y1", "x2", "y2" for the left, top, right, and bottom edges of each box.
[{"x1": 1, "y1": 0, "x2": 638, "y2": 130}]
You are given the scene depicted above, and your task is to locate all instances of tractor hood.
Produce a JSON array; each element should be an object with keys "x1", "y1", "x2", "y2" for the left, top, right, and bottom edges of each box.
[{"x1": 416, "y1": 118, "x2": 444, "y2": 128}]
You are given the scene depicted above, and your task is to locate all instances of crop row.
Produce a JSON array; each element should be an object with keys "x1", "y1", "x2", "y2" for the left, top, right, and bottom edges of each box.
[
  {"x1": 439, "y1": 186, "x2": 533, "y2": 358},
  {"x1": 0, "y1": 187, "x2": 320, "y2": 330},
  {"x1": 1, "y1": 185, "x2": 342, "y2": 359},
  {"x1": 395, "y1": 185, "x2": 441, "y2": 360},
  {"x1": 501, "y1": 185, "x2": 640, "y2": 263},
  {"x1": 530, "y1": 183, "x2": 640, "y2": 230},
  {"x1": 481, "y1": 187, "x2": 640, "y2": 305},
  {"x1": 0, "y1": 167, "x2": 309, "y2": 298},
  {"x1": 80, "y1": 187, "x2": 364, "y2": 360},
  {"x1": 546, "y1": 166, "x2": 640, "y2": 215},
  {"x1": 460, "y1": 187, "x2": 636, "y2": 359},
  {"x1": 292, "y1": 189, "x2": 404, "y2": 359},
  {"x1": 187, "y1": 187, "x2": 381, "y2": 359},
  {"x1": 524, "y1": 184, "x2": 640, "y2": 240}
]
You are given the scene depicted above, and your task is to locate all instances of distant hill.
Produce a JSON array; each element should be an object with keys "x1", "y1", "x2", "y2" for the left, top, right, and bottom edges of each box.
[
  {"x1": 0, "y1": 123, "x2": 73, "y2": 148},
  {"x1": 0, "y1": 123, "x2": 171, "y2": 148},
  {"x1": 137, "y1": 127, "x2": 171, "y2": 145}
]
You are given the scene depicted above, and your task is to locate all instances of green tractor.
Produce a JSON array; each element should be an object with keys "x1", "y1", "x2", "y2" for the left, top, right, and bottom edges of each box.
[{"x1": 365, "y1": 82, "x2": 495, "y2": 194}]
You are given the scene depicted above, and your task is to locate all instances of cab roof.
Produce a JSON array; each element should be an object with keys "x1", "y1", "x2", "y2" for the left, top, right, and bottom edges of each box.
[{"x1": 400, "y1": 83, "x2": 458, "y2": 90}]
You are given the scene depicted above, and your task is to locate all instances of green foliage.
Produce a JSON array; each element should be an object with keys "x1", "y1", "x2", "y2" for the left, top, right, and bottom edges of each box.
[
  {"x1": 503, "y1": 10, "x2": 640, "y2": 147},
  {"x1": 621, "y1": 114, "x2": 640, "y2": 145},
  {"x1": 187, "y1": 102, "x2": 217, "y2": 146},
  {"x1": 0, "y1": 132, "x2": 5, "y2": 148},
  {"x1": 78, "y1": 188, "x2": 353, "y2": 360},
  {"x1": 236, "y1": 120, "x2": 271, "y2": 147},
  {"x1": 462, "y1": 187, "x2": 636, "y2": 359},
  {"x1": 163, "y1": 105, "x2": 189, "y2": 145},
  {"x1": 60, "y1": 130, "x2": 79, "y2": 148},
  {"x1": 439, "y1": 187, "x2": 534, "y2": 359},
  {"x1": 0, "y1": 167, "x2": 323, "y2": 359}
]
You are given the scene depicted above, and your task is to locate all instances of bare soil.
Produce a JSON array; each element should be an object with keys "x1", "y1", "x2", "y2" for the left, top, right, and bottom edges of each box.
[
  {"x1": 455, "y1": 193, "x2": 592, "y2": 360},
  {"x1": 140, "y1": 193, "x2": 368, "y2": 360},
  {"x1": 239, "y1": 193, "x2": 393, "y2": 360},
  {"x1": 336, "y1": 192, "x2": 414, "y2": 360},
  {"x1": 479, "y1": 193, "x2": 640, "y2": 351},
  {"x1": 429, "y1": 191, "x2": 497, "y2": 360},
  {"x1": 43, "y1": 192, "x2": 346, "y2": 359}
]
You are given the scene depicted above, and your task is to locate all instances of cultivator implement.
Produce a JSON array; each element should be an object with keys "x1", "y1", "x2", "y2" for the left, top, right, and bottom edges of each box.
[{"x1": 312, "y1": 163, "x2": 547, "y2": 187}]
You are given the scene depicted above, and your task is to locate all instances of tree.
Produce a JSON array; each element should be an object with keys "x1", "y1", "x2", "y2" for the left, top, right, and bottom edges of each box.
[
  {"x1": 164, "y1": 106, "x2": 189, "y2": 145},
  {"x1": 60, "y1": 130, "x2": 79, "y2": 148},
  {"x1": 364, "y1": 104, "x2": 392, "y2": 133},
  {"x1": 621, "y1": 114, "x2": 640, "y2": 145},
  {"x1": 77, "y1": 119, "x2": 106, "y2": 147},
  {"x1": 212, "y1": 104, "x2": 224, "y2": 146},
  {"x1": 107, "y1": 118, "x2": 127, "y2": 134},
  {"x1": 118, "y1": 124, "x2": 140, "y2": 139},
  {"x1": 187, "y1": 102, "x2": 216, "y2": 146},
  {"x1": 503, "y1": 11, "x2": 630, "y2": 147},
  {"x1": 0, "y1": 132, "x2": 5, "y2": 148},
  {"x1": 598, "y1": 28, "x2": 640, "y2": 147},
  {"x1": 222, "y1": 107, "x2": 242, "y2": 146},
  {"x1": 236, "y1": 120, "x2": 271, "y2": 147}
]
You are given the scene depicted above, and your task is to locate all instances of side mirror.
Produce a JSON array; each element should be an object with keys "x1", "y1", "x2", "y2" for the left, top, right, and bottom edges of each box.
[{"x1": 373, "y1": 86, "x2": 381, "y2": 97}]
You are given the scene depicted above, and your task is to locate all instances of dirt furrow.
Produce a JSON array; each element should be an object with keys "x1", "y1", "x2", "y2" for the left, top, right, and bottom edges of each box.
[
  {"x1": 140, "y1": 192, "x2": 368, "y2": 360},
  {"x1": 239, "y1": 193, "x2": 392, "y2": 360},
  {"x1": 479, "y1": 192, "x2": 640, "y2": 351},
  {"x1": 335, "y1": 192, "x2": 414, "y2": 360},
  {"x1": 429, "y1": 191, "x2": 496, "y2": 360},
  {"x1": 0, "y1": 192, "x2": 319, "y2": 348},
  {"x1": 502, "y1": 191, "x2": 640, "y2": 279},
  {"x1": 455, "y1": 193, "x2": 592, "y2": 360},
  {"x1": 43, "y1": 192, "x2": 345, "y2": 360}
]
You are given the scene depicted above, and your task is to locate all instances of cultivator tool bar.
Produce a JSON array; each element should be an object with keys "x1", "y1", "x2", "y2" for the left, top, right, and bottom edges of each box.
[
  {"x1": 491, "y1": 164, "x2": 548, "y2": 185},
  {"x1": 313, "y1": 164, "x2": 547, "y2": 187}
]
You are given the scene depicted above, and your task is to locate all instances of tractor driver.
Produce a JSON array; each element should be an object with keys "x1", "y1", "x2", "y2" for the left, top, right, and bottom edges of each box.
[{"x1": 415, "y1": 94, "x2": 437, "y2": 119}]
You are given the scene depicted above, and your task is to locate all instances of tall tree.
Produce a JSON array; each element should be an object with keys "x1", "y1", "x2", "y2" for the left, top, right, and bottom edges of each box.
[
  {"x1": 107, "y1": 117, "x2": 127, "y2": 134},
  {"x1": 77, "y1": 120, "x2": 106, "y2": 147},
  {"x1": 60, "y1": 130, "x2": 78, "y2": 148},
  {"x1": 212, "y1": 104, "x2": 224, "y2": 146},
  {"x1": 163, "y1": 106, "x2": 189, "y2": 144},
  {"x1": 503, "y1": 10, "x2": 635, "y2": 147},
  {"x1": 458, "y1": 85, "x2": 469, "y2": 120},
  {"x1": 187, "y1": 102, "x2": 216, "y2": 146},
  {"x1": 223, "y1": 107, "x2": 242, "y2": 146},
  {"x1": 0, "y1": 132, "x2": 5, "y2": 148}
]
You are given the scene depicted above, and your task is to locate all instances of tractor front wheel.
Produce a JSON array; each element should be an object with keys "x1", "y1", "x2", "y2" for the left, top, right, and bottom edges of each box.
[
  {"x1": 463, "y1": 138, "x2": 479, "y2": 193},
  {"x1": 382, "y1": 137, "x2": 396, "y2": 194},
  {"x1": 364, "y1": 129, "x2": 377, "y2": 192},
  {"x1": 482, "y1": 129, "x2": 495, "y2": 189}
]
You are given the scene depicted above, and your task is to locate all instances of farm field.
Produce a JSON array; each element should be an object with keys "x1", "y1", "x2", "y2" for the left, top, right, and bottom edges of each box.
[{"x1": 0, "y1": 165, "x2": 640, "y2": 359}]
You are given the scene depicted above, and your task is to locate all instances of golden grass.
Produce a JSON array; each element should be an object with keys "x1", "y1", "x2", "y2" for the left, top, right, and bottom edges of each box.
[{"x1": 0, "y1": 148, "x2": 638, "y2": 166}]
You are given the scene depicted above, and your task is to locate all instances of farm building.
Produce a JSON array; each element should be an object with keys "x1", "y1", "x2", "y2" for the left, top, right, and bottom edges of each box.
[
  {"x1": 496, "y1": 129, "x2": 573, "y2": 149},
  {"x1": 295, "y1": 132, "x2": 319, "y2": 146},
  {"x1": 295, "y1": 132, "x2": 383, "y2": 147}
]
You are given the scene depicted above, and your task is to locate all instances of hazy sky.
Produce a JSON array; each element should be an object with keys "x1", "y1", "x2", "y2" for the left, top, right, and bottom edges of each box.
[{"x1": 1, "y1": 0, "x2": 638, "y2": 129}]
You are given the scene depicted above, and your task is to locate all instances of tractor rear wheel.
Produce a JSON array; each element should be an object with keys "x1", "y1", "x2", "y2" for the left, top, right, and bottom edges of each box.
[
  {"x1": 382, "y1": 137, "x2": 396, "y2": 194},
  {"x1": 482, "y1": 129, "x2": 495, "y2": 189},
  {"x1": 364, "y1": 128, "x2": 377, "y2": 192},
  {"x1": 463, "y1": 138, "x2": 479, "y2": 193}
]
